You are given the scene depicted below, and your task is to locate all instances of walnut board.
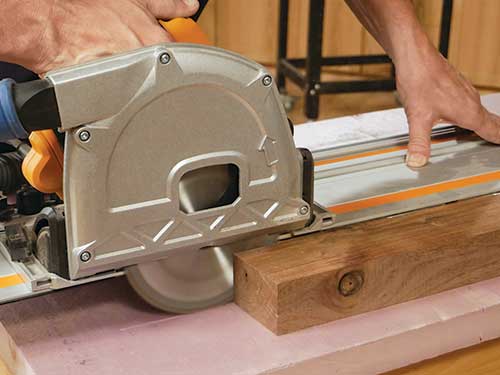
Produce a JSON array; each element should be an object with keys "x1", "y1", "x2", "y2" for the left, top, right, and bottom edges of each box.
[{"x1": 234, "y1": 194, "x2": 500, "y2": 335}]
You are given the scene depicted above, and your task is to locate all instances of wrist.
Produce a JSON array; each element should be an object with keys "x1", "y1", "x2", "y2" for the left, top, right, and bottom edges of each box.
[{"x1": 390, "y1": 23, "x2": 437, "y2": 68}]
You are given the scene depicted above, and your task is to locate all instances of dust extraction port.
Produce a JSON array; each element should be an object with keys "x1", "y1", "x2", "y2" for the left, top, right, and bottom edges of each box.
[{"x1": 179, "y1": 164, "x2": 239, "y2": 214}]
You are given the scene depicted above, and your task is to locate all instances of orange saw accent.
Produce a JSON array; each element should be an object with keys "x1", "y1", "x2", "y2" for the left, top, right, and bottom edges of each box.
[
  {"x1": 160, "y1": 18, "x2": 211, "y2": 45},
  {"x1": 22, "y1": 130, "x2": 64, "y2": 199},
  {"x1": 315, "y1": 137, "x2": 454, "y2": 167},
  {"x1": 0, "y1": 273, "x2": 24, "y2": 289},
  {"x1": 329, "y1": 170, "x2": 500, "y2": 214}
]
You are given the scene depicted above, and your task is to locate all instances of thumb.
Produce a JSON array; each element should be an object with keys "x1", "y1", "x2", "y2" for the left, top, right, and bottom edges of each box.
[
  {"x1": 146, "y1": 0, "x2": 199, "y2": 19},
  {"x1": 406, "y1": 115, "x2": 433, "y2": 168}
]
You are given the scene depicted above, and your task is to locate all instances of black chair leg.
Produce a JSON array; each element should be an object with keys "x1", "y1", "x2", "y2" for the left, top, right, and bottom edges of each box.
[
  {"x1": 277, "y1": 0, "x2": 290, "y2": 92},
  {"x1": 439, "y1": 0, "x2": 454, "y2": 58},
  {"x1": 304, "y1": 0, "x2": 325, "y2": 119}
]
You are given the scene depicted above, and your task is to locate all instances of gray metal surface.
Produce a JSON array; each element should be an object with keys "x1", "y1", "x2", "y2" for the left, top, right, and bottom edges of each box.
[
  {"x1": 127, "y1": 164, "x2": 261, "y2": 313},
  {"x1": 51, "y1": 44, "x2": 309, "y2": 280},
  {"x1": 314, "y1": 132, "x2": 500, "y2": 226},
  {"x1": 126, "y1": 246, "x2": 234, "y2": 313},
  {"x1": 126, "y1": 236, "x2": 275, "y2": 313}
]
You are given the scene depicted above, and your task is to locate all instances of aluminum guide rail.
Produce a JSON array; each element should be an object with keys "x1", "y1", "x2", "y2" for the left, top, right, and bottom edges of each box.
[{"x1": 313, "y1": 128, "x2": 500, "y2": 226}]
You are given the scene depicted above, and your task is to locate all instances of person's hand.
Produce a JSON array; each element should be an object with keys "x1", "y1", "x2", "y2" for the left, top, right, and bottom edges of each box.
[
  {"x1": 395, "y1": 41, "x2": 500, "y2": 168},
  {"x1": 4, "y1": 0, "x2": 199, "y2": 75}
]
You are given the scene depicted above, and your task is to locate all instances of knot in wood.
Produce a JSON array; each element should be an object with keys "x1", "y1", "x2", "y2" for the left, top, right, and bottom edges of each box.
[{"x1": 338, "y1": 271, "x2": 364, "y2": 296}]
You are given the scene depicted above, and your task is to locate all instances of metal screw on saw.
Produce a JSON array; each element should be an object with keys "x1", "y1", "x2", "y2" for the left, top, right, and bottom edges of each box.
[
  {"x1": 262, "y1": 75, "x2": 273, "y2": 87},
  {"x1": 338, "y1": 271, "x2": 364, "y2": 297},
  {"x1": 299, "y1": 205, "x2": 309, "y2": 215},
  {"x1": 159, "y1": 52, "x2": 171, "y2": 65},
  {"x1": 80, "y1": 251, "x2": 92, "y2": 263},
  {"x1": 78, "y1": 130, "x2": 91, "y2": 142}
]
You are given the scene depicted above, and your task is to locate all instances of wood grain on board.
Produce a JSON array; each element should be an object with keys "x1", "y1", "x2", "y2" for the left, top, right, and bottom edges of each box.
[{"x1": 235, "y1": 194, "x2": 500, "y2": 335}]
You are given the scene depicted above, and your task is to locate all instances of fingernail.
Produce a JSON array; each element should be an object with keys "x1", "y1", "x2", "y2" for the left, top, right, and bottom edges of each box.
[
  {"x1": 406, "y1": 153, "x2": 427, "y2": 168},
  {"x1": 183, "y1": 0, "x2": 198, "y2": 7}
]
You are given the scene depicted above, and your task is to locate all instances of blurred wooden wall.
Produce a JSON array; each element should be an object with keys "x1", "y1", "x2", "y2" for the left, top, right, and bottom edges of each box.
[{"x1": 198, "y1": 0, "x2": 500, "y2": 88}]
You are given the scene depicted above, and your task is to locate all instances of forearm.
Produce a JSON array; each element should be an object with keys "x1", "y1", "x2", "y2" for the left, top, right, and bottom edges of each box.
[
  {"x1": 346, "y1": 0, "x2": 500, "y2": 167},
  {"x1": 345, "y1": 0, "x2": 434, "y2": 66},
  {"x1": 0, "y1": 0, "x2": 54, "y2": 68}
]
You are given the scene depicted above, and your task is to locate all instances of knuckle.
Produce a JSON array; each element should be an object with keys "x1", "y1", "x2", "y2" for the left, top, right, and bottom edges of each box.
[
  {"x1": 496, "y1": 120, "x2": 500, "y2": 144},
  {"x1": 463, "y1": 103, "x2": 485, "y2": 130},
  {"x1": 408, "y1": 138, "x2": 430, "y2": 153}
]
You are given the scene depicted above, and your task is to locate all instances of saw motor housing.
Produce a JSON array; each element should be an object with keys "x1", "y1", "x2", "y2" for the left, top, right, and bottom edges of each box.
[{"x1": 18, "y1": 44, "x2": 312, "y2": 280}]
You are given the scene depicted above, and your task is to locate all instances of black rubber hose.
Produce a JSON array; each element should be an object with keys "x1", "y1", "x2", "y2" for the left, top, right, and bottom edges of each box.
[{"x1": 0, "y1": 150, "x2": 25, "y2": 193}]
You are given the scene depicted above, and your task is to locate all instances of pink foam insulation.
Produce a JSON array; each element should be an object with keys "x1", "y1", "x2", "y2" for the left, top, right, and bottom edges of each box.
[{"x1": 2, "y1": 276, "x2": 500, "y2": 374}]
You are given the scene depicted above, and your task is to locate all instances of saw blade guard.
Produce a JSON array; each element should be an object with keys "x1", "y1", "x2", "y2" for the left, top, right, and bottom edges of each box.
[
  {"x1": 43, "y1": 44, "x2": 311, "y2": 280},
  {"x1": 0, "y1": 6, "x2": 317, "y2": 313}
]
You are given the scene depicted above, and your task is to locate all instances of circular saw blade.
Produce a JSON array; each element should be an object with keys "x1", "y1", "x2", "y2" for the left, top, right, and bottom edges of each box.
[
  {"x1": 126, "y1": 245, "x2": 234, "y2": 313},
  {"x1": 126, "y1": 164, "x2": 240, "y2": 313}
]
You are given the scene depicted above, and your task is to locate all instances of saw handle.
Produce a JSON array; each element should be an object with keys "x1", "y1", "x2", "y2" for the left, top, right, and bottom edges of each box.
[{"x1": 22, "y1": 130, "x2": 64, "y2": 199}]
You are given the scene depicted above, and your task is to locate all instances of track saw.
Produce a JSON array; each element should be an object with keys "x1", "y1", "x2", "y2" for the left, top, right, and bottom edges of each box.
[
  {"x1": 0, "y1": 5, "x2": 499, "y2": 313},
  {"x1": 0, "y1": 9, "x2": 335, "y2": 313}
]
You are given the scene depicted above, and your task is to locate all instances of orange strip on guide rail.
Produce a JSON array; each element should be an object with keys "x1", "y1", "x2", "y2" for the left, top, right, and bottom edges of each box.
[
  {"x1": 0, "y1": 274, "x2": 24, "y2": 289},
  {"x1": 329, "y1": 171, "x2": 500, "y2": 214},
  {"x1": 315, "y1": 138, "x2": 454, "y2": 167}
]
